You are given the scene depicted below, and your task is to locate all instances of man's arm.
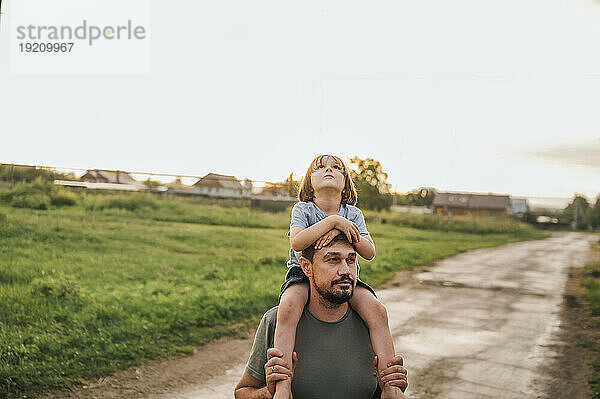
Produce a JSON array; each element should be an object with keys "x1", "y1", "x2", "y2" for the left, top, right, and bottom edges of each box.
[
  {"x1": 235, "y1": 349, "x2": 296, "y2": 399},
  {"x1": 373, "y1": 355, "x2": 408, "y2": 399},
  {"x1": 234, "y1": 372, "x2": 271, "y2": 399},
  {"x1": 371, "y1": 384, "x2": 382, "y2": 399}
]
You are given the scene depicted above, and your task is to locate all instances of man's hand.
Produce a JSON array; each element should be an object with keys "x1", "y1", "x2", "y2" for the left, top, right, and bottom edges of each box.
[
  {"x1": 314, "y1": 228, "x2": 343, "y2": 249},
  {"x1": 265, "y1": 348, "x2": 297, "y2": 397},
  {"x1": 373, "y1": 355, "x2": 408, "y2": 396}
]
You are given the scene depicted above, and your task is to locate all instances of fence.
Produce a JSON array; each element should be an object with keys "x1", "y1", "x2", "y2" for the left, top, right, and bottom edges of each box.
[{"x1": 0, "y1": 162, "x2": 297, "y2": 202}]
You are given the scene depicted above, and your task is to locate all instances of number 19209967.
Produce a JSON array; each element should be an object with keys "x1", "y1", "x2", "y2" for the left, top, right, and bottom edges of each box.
[{"x1": 19, "y1": 43, "x2": 74, "y2": 52}]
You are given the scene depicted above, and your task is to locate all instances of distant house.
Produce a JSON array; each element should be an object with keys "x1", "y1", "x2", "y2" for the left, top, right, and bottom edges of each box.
[
  {"x1": 80, "y1": 169, "x2": 145, "y2": 189},
  {"x1": 242, "y1": 179, "x2": 253, "y2": 197},
  {"x1": 510, "y1": 198, "x2": 528, "y2": 215},
  {"x1": 433, "y1": 192, "x2": 511, "y2": 217},
  {"x1": 193, "y1": 173, "x2": 249, "y2": 198}
]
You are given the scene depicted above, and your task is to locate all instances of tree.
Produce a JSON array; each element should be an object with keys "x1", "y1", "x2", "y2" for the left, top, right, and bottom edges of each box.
[
  {"x1": 284, "y1": 173, "x2": 299, "y2": 198},
  {"x1": 262, "y1": 173, "x2": 299, "y2": 198},
  {"x1": 143, "y1": 178, "x2": 164, "y2": 189},
  {"x1": 392, "y1": 187, "x2": 436, "y2": 207},
  {"x1": 0, "y1": 164, "x2": 75, "y2": 185},
  {"x1": 588, "y1": 195, "x2": 600, "y2": 230},
  {"x1": 167, "y1": 178, "x2": 187, "y2": 188},
  {"x1": 561, "y1": 195, "x2": 591, "y2": 230},
  {"x1": 415, "y1": 187, "x2": 436, "y2": 206},
  {"x1": 347, "y1": 157, "x2": 393, "y2": 211},
  {"x1": 393, "y1": 192, "x2": 412, "y2": 206}
]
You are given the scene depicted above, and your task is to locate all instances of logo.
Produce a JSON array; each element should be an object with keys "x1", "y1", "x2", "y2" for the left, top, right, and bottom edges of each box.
[
  {"x1": 15, "y1": 19, "x2": 147, "y2": 46},
  {"x1": 8, "y1": 0, "x2": 151, "y2": 74}
]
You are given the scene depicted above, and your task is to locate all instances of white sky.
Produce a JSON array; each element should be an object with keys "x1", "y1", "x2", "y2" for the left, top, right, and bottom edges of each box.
[{"x1": 1, "y1": 0, "x2": 599, "y2": 203}]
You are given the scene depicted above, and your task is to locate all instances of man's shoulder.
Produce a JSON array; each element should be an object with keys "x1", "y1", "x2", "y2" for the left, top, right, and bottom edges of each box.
[
  {"x1": 245, "y1": 306, "x2": 279, "y2": 382},
  {"x1": 258, "y1": 306, "x2": 279, "y2": 335},
  {"x1": 263, "y1": 306, "x2": 278, "y2": 323}
]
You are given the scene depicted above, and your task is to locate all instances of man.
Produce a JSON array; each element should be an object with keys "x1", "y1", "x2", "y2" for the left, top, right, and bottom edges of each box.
[{"x1": 234, "y1": 235, "x2": 408, "y2": 399}]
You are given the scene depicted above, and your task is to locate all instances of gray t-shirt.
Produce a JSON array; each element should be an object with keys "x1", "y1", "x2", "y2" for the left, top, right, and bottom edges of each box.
[
  {"x1": 245, "y1": 306, "x2": 380, "y2": 399},
  {"x1": 287, "y1": 202, "x2": 370, "y2": 269}
]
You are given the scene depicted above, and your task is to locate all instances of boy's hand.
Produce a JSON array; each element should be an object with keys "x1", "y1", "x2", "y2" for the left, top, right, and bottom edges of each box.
[
  {"x1": 331, "y1": 216, "x2": 361, "y2": 243},
  {"x1": 265, "y1": 348, "x2": 297, "y2": 397},
  {"x1": 315, "y1": 229, "x2": 342, "y2": 249},
  {"x1": 373, "y1": 355, "x2": 408, "y2": 394}
]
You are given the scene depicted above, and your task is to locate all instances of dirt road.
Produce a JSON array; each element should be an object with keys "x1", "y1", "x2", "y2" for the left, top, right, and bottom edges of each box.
[
  {"x1": 45, "y1": 232, "x2": 598, "y2": 398},
  {"x1": 382, "y1": 232, "x2": 597, "y2": 399}
]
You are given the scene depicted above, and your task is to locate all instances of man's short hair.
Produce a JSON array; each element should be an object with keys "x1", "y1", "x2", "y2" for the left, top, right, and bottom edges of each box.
[{"x1": 301, "y1": 234, "x2": 355, "y2": 262}]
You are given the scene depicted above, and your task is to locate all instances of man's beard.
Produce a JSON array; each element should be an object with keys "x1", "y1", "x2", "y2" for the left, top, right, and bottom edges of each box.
[{"x1": 313, "y1": 276, "x2": 355, "y2": 305}]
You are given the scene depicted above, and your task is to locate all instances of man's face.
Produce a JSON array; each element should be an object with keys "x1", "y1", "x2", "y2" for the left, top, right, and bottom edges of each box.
[{"x1": 306, "y1": 241, "x2": 357, "y2": 305}]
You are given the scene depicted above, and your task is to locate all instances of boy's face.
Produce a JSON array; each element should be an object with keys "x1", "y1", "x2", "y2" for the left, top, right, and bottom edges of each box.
[{"x1": 310, "y1": 156, "x2": 346, "y2": 194}]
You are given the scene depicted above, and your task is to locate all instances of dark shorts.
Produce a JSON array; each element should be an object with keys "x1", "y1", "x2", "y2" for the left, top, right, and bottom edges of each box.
[{"x1": 279, "y1": 266, "x2": 376, "y2": 300}]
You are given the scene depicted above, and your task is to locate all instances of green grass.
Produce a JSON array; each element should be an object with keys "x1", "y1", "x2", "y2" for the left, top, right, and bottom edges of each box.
[
  {"x1": 581, "y1": 242, "x2": 600, "y2": 397},
  {"x1": 365, "y1": 209, "x2": 536, "y2": 234},
  {"x1": 82, "y1": 193, "x2": 289, "y2": 229},
  {"x1": 0, "y1": 181, "x2": 77, "y2": 211},
  {"x1": 0, "y1": 192, "x2": 547, "y2": 398}
]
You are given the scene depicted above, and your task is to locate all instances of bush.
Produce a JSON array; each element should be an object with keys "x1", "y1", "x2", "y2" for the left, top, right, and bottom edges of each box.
[
  {"x1": 50, "y1": 191, "x2": 78, "y2": 207},
  {"x1": 0, "y1": 164, "x2": 76, "y2": 183},
  {"x1": 365, "y1": 211, "x2": 534, "y2": 234},
  {"x1": 85, "y1": 194, "x2": 159, "y2": 212},
  {"x1": 10, "y1": 193, "x2": 50, "y2": 210},
  {"x1": 0, "y1": 180, "x2": 78, "y2": 210},
  {"x1": 0, "y1": 179, "x2": 51, "y2": 199},
  {"x1": 583, "y1": 276, "x2": 600, "y2": 315},
  {"x1": 251, "y1": 198, "x2": 294, "y2": 213}
]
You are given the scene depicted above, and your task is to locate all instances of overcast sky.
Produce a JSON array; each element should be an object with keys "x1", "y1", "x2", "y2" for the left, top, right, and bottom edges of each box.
[{"x1": 1, "y1": 0, "x2": 599, "y2": 204}]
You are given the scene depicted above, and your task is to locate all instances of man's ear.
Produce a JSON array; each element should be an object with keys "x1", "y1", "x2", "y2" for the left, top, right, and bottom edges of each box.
[{"x1": 299, "y1": 256, "x2": 312, "y2": 279}]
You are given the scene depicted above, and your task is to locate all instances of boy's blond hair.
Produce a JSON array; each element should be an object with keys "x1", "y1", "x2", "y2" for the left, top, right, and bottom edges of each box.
[{"x1": 298, "y1": 154, "x2": 357, "y2": 205}]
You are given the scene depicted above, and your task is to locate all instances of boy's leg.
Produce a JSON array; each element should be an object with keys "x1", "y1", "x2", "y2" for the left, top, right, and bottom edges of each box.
[
  {"x1": 350, "y1": 286, "x2": 402, "y2": 397},
  {"x1": 273, "y1": 283, "x2": 309, "y2": 399}
]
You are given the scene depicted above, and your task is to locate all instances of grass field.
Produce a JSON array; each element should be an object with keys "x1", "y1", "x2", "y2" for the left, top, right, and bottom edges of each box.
[
  {"x1": 0, "y1": 190, "x2": 547, "y2": 398},
  {"x1": 579, "y1": 242, "x2": 600, "y2": 397}
]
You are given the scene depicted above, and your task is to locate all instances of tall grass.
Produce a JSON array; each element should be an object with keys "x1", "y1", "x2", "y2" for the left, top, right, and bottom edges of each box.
[
  {"x1": 0, "y1": 165, "x2": 75, "y2": 184},
  {"x1": 365, "y1": 210, "x2": 535, "y2": 234},
  {"x1": 81, "y1": 192, "x2": 289, "y2": 229},
  {"x1": 0, "y1": 181, "x2": 78, "y2": 210},
  {"x1": 580, "y1": 241, "x2": 600, "y2": 397},
  {"x1": 84, "y1": 193, "x2": 159, "y2": 211}
]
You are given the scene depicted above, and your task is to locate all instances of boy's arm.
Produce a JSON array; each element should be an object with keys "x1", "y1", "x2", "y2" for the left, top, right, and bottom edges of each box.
[
  {"x1": 354, "y1": 233, "x2": 375, "y2": 260},
  {"x1": 352, "y1": 208, "x2": 375, "y2": 260},
  {"x1": 290, "y1": 216, "x2": 337, "y2": 251},
  {"x1": 290, "y1": 215, "x2": 360, "y2": 251},
  {"x1": 316, "y1": 230, "x2": 375, "y2": 260}
]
